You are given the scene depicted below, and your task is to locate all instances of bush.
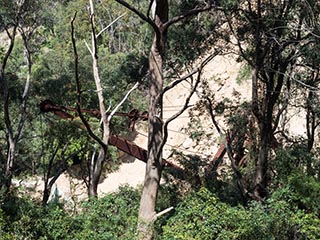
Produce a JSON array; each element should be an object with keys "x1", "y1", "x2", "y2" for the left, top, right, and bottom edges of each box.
[
  {"x1": 73, "y1": 185, "x2": 140, "y2": 240},
  {"x1": 2, "y1": 185, "x2": 319, "y2": 239},
  {"x1": 161, "y1": 187, "x2": 320, "y2": 240},
  {"x1": 0, "y1": 186, "x2": 140, "y2": 240}
]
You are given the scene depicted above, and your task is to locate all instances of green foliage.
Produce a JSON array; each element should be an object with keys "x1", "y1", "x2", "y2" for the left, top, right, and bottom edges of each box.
[
  {"x1": 74, "y1": 186, "x2": 139, "y2": 239},
  {"x1": 0, "y1": 186, "x2": 140, "y2": 240},
  {"x1": 273, "y1": 144, "x2": 315, "y2": 180},
  {"x1": 287, "y1": 174, "x2": 320, "y2": 214},
  {"x1": 272, "y1": 143, "x2": 320, "y2": 212},
  {"x1": 0, "y1": 169, "x2": 319, "y2": 239},
  {"x1": 162, "y1": 187, "x2": 320, "y2": 240}
]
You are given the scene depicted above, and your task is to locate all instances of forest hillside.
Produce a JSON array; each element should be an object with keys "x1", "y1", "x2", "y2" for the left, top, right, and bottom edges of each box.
[{"x1": 1, "y1": 0, "x2": 320, "y2": 239}]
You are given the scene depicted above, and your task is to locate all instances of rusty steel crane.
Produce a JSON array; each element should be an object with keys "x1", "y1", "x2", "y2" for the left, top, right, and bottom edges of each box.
[{"x1": 39, "y1": 99, "x2": 184, "y2": 171}]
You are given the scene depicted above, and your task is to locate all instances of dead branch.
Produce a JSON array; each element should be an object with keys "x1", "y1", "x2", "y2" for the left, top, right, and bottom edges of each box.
[
  {"x1": 162, "y1": 51, "x2": 220, "y2": 95},
  {"x1": 155, "y1": 206, "x2": 174, "y2": 218},
  {"x1": 115, "y1": 0, "x2": 158, "y2": 31},
  {"x1": 96, "y1": 13, "x2": 126, "y2": 38},
  {"x1": 71, "y1": 12, "x2": 107, "y2": 150},
  {"x1": 107, "y1": 82, "x2": 139, "y2": 122}
]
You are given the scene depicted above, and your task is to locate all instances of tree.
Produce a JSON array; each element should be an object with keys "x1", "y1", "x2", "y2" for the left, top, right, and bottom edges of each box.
[
  {"x1": 225, "y1": 0, "x2": 320, "y2": 199},
  {"x1": 0, "y1": 0, "x2": 46, "y2": 191},
  {"x1": 71, "y1": 0, "x2": 140, "y2": 197},
  {"x1": 115, "y1": 1, "x2": 220, "y2": 238}
]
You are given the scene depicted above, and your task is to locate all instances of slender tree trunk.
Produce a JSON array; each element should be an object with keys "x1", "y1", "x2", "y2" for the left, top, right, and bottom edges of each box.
[
  {"x1": 2, "y1": 78, "x2": 13, "y2": 186},
  {"x1": 88, "y1": 150, "x2": 106, "y2": 197},
  {"x1": 1, "y1": 26, "x2": 18, "y2": 189},
  {"x1": 137, "y1": 1, "x2": 168, "y2": 239},
  {"x1": 86, "y1": 0, "x2": 110, "y2": 198},
  {"x1": 7, "y1": 28, "x2": 32, "y2": 182}
]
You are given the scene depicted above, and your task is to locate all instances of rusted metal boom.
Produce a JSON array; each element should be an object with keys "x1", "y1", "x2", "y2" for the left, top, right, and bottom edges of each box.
[
  {"x1": 109, "y1": 135, "x2": 147, "y2": 162},
  {"x1": 39, "y1": 99, "x2": 148, "y2": 130},
  {"x1": 39, "y1": 100, "x2": 182, "y2": 171},
  {"x1": 39, "y1": 99, "x2": 234, "y2": 178}
]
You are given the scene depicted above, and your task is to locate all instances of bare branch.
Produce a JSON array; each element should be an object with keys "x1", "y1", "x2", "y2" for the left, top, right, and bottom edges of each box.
[
  {"x1": 107, "y1": 82, "x2": 139, "y2": 122},
  {"x1": 71, "y1": 12, "x2": 107, "y2": 150},
  {"x1": 157, "y1": 52, "x2": 219, "y2": 160},
  {"x1": 205, "y1": 96, "x2": 222, "y2": 134},
  {"x1": 84, "y1": 39, "x2": 93, "y2": 55},
  {"x1": 164, "y1": 4, "x2": 218, "y2": 29},
  {"x1": 96, "y1": 13, "x2": 126, "y2": 38},
  {"x1": 115, "y1": 0, "x2": 158, "y2": 32},
  {"x1": 88, "y1": 0, "x2": 109, "y2": 146},
  {"x1": 158, "y1": 69, "x2": 201, "y2": 160},
  {"x1": 156, "y1": 206, "x2": 174, "y2": 218},
  {"x1": 162, "y1": 51, "x2": 220, "y2": 95}
]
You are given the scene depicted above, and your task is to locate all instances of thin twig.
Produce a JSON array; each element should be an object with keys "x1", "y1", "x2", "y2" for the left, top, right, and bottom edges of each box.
[
  {"x1": 107, "y1": 82, "x2": 139, "y2": 122},
  {"x1": 84, "y1": 39, "x2": 93, "y2": 55},
  {"x1": 162, "y1": 51, "x2": 220, "y2": 95}
]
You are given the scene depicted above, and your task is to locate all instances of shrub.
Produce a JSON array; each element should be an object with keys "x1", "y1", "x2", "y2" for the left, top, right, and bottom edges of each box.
[
  {"x1": 73, "y1": 185, "x2": 140, "y2": 240},
  {"x1": 161, "y1": 187, "x2": 320, "y2": 240},
  {"x1": 1, "y1": 186, "x2": 140, "y2": 240}
]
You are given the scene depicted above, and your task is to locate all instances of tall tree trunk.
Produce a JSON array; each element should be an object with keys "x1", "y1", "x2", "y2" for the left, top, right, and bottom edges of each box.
[
  {"x1": 84, "y1": 0, "x2": 110, "y2": 198},
  {"x1": 114, "y1": 0, "x2": 214, "y2": 237},
  {"x1": 137, "y1": 1, "x2": 168, "y2": 239},
  {"x1": 254, "y1": 121, "x2": 272, "y2": 198},
  {"x1": 1, "y1": 26, "x2": 18, "y2": 190}
]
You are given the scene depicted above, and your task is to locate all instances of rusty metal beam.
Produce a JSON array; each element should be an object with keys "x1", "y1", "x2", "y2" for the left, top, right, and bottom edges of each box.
[
  {"x1": 109, "y1": 135, "x2": 148, "y2": 162},
  {"x1": 40, "y1": 99, "x2": 148, "y2": 121},
  {"x1": 211, "y1": 142, "x2": 227, "y2": 164},
  {"x1": 40, "y1": 99, "x2": 235, "y2": 179},
  {"x1": 39, "y1": 99, "x2": 183, "y2": 172}
]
